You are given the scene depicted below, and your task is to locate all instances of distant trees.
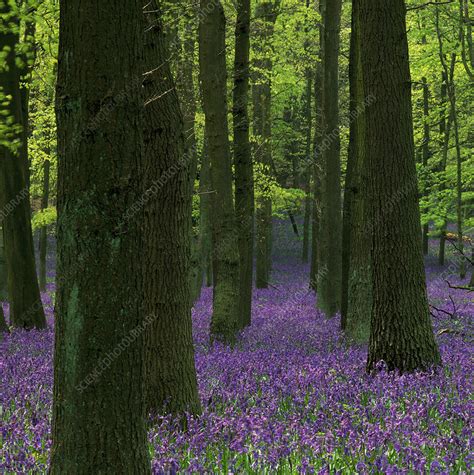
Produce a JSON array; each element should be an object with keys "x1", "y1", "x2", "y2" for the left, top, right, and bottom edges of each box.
[{"x1": 49, "y1": 0, "x2": 150, "y2": 471}]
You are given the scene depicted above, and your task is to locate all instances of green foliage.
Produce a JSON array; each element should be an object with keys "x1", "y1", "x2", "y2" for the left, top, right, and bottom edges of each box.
[{"x1": 31, "y1": 206, "x2": 56, "y2": 232}]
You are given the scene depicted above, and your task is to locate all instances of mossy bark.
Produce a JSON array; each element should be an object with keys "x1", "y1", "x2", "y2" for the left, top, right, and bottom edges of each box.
[
  {"x1": 317, "y1": 0, "x2": 343, "y2": 317},
  {"x1": 49, "y1": 0, "x2": 150, "y2": 472},
  {"x1": 342, "y1": 0, "x2": 371, "y2": 343},
  {"x1": 199, "y1": 0, "x2": 240, "y2": 343}
]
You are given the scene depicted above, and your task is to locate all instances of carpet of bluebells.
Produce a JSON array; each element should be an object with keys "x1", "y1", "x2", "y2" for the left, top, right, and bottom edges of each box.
[{"x1": 1, "y1": 222, "x2": 473, "y2": 474}]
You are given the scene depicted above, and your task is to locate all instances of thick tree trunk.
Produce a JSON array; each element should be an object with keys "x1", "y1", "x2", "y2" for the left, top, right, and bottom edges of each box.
[
  {"x1": 199, "y1": 0, "x2": 240, "y2": 343},
  {"x1": 0, "y1": 226, "x2": 7, "y2": 301},
  {"x1": 317, "y1": 0, "x2": 343, "y2": 317},
  {"x1": 233, "y1": 0, "x2": 254, "y2": 329},
  {"x1": 0, "y1": 1, "x2": 46, "y2": 329},
  {"x1": 39, "y1": 158, "x2": 50, "y2": 291},
  {"x1": 362, "y1": 0, "x2": 441, "y2": 373},
  {"x1": 143, "y1": 0, "x2": 201, "y2": 416},
  {"x1": 49, "y1": 0, "x2": 151, "y2": 472}
]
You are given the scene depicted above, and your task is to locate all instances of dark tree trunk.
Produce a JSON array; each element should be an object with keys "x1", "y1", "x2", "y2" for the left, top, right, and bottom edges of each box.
[
  {"x1": 233, "y1": 0, "x2": 254, "y2": 329},
  {"x1": 39, "y1": 158, "x2": 50, "y2": 291},
  {"x1": 362, "y1": 0, "x2": 441, "y2": 373},
  {"x1": 317, "y1": 0, "x2": 343, "y2": 317},
  {"x1": 143, "y1": 0, "x2": 201, "y2": 416},
  {"x1": 49, "y1": 0, "x2": 151, "y2": 472},
  {"x1": 0, "y1": 1, "x2": 46, "y2": 330},
  {"x1": 199, "y1": 0, "x2": 240, "y2": 343},
  {"x1": 342, "y1": 0, "x2": 371, "y2": 342},
  {"x1": 173, "y1": 11, "x2": 201, "y2": 303}
]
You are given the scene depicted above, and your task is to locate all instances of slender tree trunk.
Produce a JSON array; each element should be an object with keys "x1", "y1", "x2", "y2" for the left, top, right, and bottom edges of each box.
[
  {"x1": 0, "y1": 225, "x2": 7, "y2": 333},
  {"x1": 200, "y1": 136, "x2": 213, "y2": 289},
  {"x1": 436, "y1": 13, "x2": 466, "y2": 279},
  {"x1": 362, "y1": 0, "x2": 441, "y2": 373},
  {"x1": 49, "y1": 0, "x2": 150, "y2": 472},
  {"x1": 302, "y1": 72, "x2": 312, "y2": 264},
  {"x1": 0, "y1": 226, "x2": 7, "y2": 301},
  {"x1": 199, "y1": 0, "x2": 240, "y2": 343},
  {"x1": 310, "y1": 6, "x2": 324, "y2": 291},
  {"x1": 0, "y1": 1, "x2": 46, "y2": 329},
  {"x1": 342, "y1": 0, "x2": 371, "y2": 342},
  {"x1": 143, "y1": 0, "x2": 201, "y2": 416},
  {"x1": 233, "y1": 0, "x2": 254, "y2": 329},
  {"x1": 438, "y1": 70, "x2": 452, "y2": 266},
  {"x1": 317, "y1": 0, "x2": 343, "y2": 317},
  {"x1": 253, "y1": 2, "x2": 277, "y2": 289},
  {"x1": 421, "y1": 76, "x2": 430, "y2": 255},
  {"x1": 39, "y1": 158, "x2": 50, "y2": 291}
]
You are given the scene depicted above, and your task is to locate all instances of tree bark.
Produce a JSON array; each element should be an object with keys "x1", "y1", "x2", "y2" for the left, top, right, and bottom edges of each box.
[
  {"x1": 0, "y1": 0, "x2": 46, "y2": 329},
  {"x1": 362, "y1": 0, "x2": 441, "y2": 373},
  {"x1": 199, "y1": 0, "x2": 240, "y2": 343},
  {"x1": 233, "y1": 0, "x2": 254, "y2": 328},
  {"x1": 143, "y1": 0, "x2": 201, "y2": 416},
  {"x1": 317, "y1": 0, "x2": 343, "y2": 317},
  {"x1": 49, "y1": 0, "x2": 151, "y2": 472}
]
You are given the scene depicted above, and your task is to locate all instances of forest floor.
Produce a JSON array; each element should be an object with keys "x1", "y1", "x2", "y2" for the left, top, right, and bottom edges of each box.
[{"x1": 1, "y1": 221, "x2": 473, "y2": 474}]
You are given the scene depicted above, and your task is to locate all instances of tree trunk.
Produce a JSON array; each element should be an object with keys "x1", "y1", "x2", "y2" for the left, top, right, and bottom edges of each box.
[
  {"x1": 317, "y1": 0, "x2": 343, "y2": 317},
  {"x1": 199, "y1": 0, "x2": 240, "y2": 343},
  {"x1": 302, "y1": 72, "x2": 312, "y2": 264},
  {"x1": 200, "y1": 136, "x2": 213, "y2": 289},
  {"x1": 341, "y1": 0, "x2": 371, "y2": 343},
  {"x1": 0, "y1": 226, "x2": 7, "y2": 301},
  {"x1": 309, "y1": 5, "x2": 324, "y2": 292},
  {"x1": 49, "y1": 0, "x2": 151, "y2": 472},
  {"x1": 253, "y1": 2, "x2": 277, "y2": 289},
  {"x1": 362, "y1": 0, "x2": 441, "y2": 373},
  {"x1": 421, "y1": 76, "x2": 430, "y2": 255},
  {"x1": 435, "y1": 13, "x2": 466, "y2": 279},
  {"x1": 39, "y1": 158, "x2": 50, "y2": 291},
  {"x1": 233, "y1": 0, "x2": 254, "y2": 329},
  {"x1": 0, "y1": 1, "x2": 46, "y2": 329},
  {"x1": 143, "y1": 0, "x2": 201, "y2": 416}
]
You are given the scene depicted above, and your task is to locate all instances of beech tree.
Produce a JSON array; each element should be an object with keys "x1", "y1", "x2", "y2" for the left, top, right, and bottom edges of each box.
[
  {"x1": 199, "y1": 0, "x2": 241, "y2": 343},
  {"x1": 49, "y1": 0, "x2": 150, "y2": 471},
  {"x1": 233, "y1": 0, "x2": 254, "y2": 328},
  {"x1": 361, "y1": 0, "x2": 441, "y2": 372},
  {"x1": 317, "y1": 0, "x2": 343, "y2": 317},
  {"x1": 143, "y1": 0, "x2": 201, "y2": 416}
]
